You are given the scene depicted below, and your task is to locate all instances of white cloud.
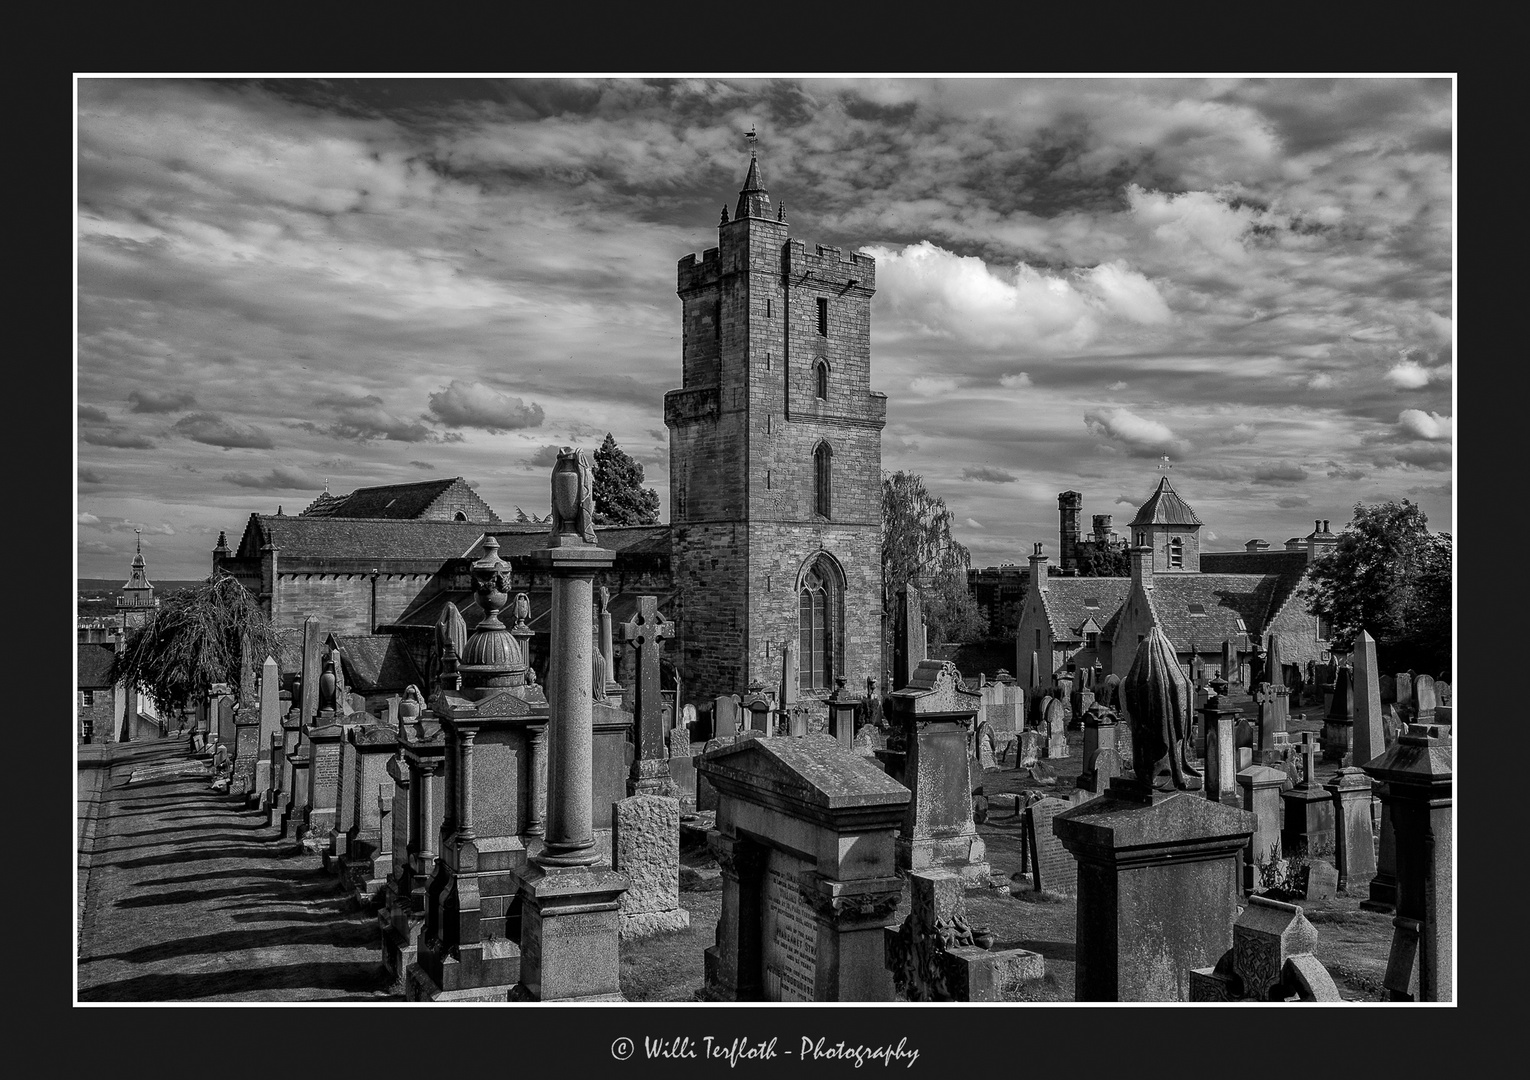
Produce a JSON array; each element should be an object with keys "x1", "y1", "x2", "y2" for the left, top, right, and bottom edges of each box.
[
  {"x1": 1124, "y1": 184, "x2": 1261, "y2": 263},
  {"x1": 1307, "y1": 373, "x2": 1334, "y2": 390},
  {"x1": 78, "y1": 512, "x2": 101, "y2": 526},
  {"x1": 1083, "y1": 261, "x2": 1172, "y2": 324},
  {"x1": 427, "y1": 380, "x2": 545, "y2": 433},
  {"x1": 1384, "y1": 361, "x2": 1434, "y2": 389},
  {"x1": 1398, "y1": 409, "x2": 1452, "y2": 441},
  {"x1": 1083, "y1": 407, "x2": 1190, "y2": 459},
  {"x1": 1000, "y1": 372, "x2": 1032, "y2": 388},
  {"x1": 1107, "y1": 381, "x2": 1128, "y2": 391},
  {"x1": 964, "y1": 518, "x2": 985, "y2": 529}
]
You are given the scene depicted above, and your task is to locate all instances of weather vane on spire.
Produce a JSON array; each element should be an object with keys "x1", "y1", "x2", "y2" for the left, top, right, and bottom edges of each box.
[
  {"x1": 135, "y1": 526, "x2": 142, "y2": 552},
  {"x1": 1158, "y1": 453, "x2": 1173, "y2": 472},
  {"x1": 745, "y1": 124, "x2": 758, "y2": 153}
]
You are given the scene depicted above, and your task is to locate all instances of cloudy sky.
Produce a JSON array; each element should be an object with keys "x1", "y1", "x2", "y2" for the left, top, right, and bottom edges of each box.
[{"x1": 76, "y1": 77, "x2": 1454, "y2": 580}]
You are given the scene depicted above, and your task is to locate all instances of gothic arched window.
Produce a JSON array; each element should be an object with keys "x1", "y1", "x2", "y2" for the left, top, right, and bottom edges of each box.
[
  {"x1": 798, "y1": 555, "x2": 844, "y2": 692},
  {"x1": 814, "y1": 358, "x2": 829, "y2": 400},
  {"x1": 1168, "y1": 536, "x2": 1184, "y2": 569},
  {"x1": 813, "y1": 440, "x2": 832, "y2": 518}
]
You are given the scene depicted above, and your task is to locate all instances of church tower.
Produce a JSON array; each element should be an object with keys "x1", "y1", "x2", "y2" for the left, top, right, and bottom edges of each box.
[
  {"x1": 117, "y1": 531, "x2": 160, "y2": 630},
  {"x1": 665, "y1": 147, "x2": 886, "y2": 709}
]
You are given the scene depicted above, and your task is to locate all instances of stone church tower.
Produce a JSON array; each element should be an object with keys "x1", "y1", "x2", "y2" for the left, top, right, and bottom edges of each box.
[{"x1": 665, "y1": 150, "x2": 886, "y2": 709}]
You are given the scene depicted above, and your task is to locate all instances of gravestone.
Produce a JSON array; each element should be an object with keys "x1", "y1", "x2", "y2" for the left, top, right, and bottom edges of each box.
[
  {"x1": 1323, "y1": 665, "x2": 1355, "y2": 764},
  {"x1": 380, "y1": 710, "x2": 446, "y2": 992},
  {"x1": 1076, "y1": 704, "x2": 1121, "y2": 796},
  {"x1": 1394, "y1": 672, "x2": 1413, "y2": 718},
  {"x1": 620, "y1": 596, "x2": 675, "y2": 798},
  {"x1": 1043, "y1": 697, "x2": 1069, "y2": 759},
  {"x1": 1281, "y1": 732, "x2": 1333, "y2": 856},
  {"x1": 1021, "y1": 796, "x2": 1077, "y2": 895},
  {"x1": 975, "y1": 722, "x2": 999, "y2": 771},
  {"x1": 699, "y1": 735, "x2": 908, "y2": 1001},
  {"x1": 612, "y1": 794, "x2": 689, "y2": 940},
  {"x1": 1364, "y1": 724, "x2": 1452, "y2": 1001},
  {"x1": 1201, "y1": 700, "x2": 1240, "y2": 807},
  {"x1": 1018, "y1": 729, "x2": 1043, "y2": 769},
  {"x1": 1324, "y1": 767, "x2": 1377, "y2": 893},
  {"x1": 884, "y1": 869, "x2": 1043, "y2": 1001},
  {"x1": 893, "y1": 581, "x2": 926, "y2": 691},
  {"x1": 713, "y1": 695, "x2": 741, "y2": 741},
  {"x1": 254, "y1": 655, "x2": 282, "y2": 805},
  {"x1": 338, "y1": 722, "x2": 398, "y2": 903},
  {"x1": 1412, "y1": 675, "x2": 1437, "y2": 723},
  {"x1": 300, "y1": 615, "x2": 322, "y2": 724},
  {"x1": 408, "y1": 535, "x2": 565, "y2": 1002},
  {"x1": 1351, "y1": 630, "x2": 1385, "y2": 768},
  {"x1": 1237, "y1": 765, "x2": 1285, "y2": 893},
  {"x1": 1379, "y1": 673, "x2": 1396, "y2": 705},
  {"x1": 302, "y1": 722, "x2": 345, "y2": 849},
  {"x1": 1055, "y1": 779, "x2": 1255, "y2": 1001},
  {"x1": 1189, "y1": 896, "x2": 1342, "y2": 1002},
  {"x1": 888, "y1": 660, "x2": 990, "y2": 881}
]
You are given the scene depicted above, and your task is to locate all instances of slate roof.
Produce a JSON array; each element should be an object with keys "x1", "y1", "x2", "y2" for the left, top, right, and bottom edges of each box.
[
  {"x1": 1129, "y1": 477, "x2": 1203, "y2": 527},
  {"x1": 1145, "y1": 574, "x2": 1286, "y2": 652},
  {"x1": 78, "y1": 643, "x2": 117, "y2": 688},
  {"x1": 298, "y1": 477, "x2": 501, "y2": 522},
  {"x1": 1039, "y1": 577, "x2": 1133, "y2": 643},
  {"x1": 331, "y1": 635, "x2": 428, "y2": 695},
  {"x1": 233, "y1": 516, "x2": 492, "y2": 562},
  {"x1": 1201, "y1": 550, "x2": 1309, "y2": 577}
]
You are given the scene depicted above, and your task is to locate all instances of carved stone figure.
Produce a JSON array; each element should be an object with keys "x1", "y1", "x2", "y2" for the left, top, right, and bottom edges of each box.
[
  {"x1": 1124, "y1": 626, "x2": 1201, "y2": 792},
  {"x1": 549, "y1": 445, "x2": 597, "y2": 544}
]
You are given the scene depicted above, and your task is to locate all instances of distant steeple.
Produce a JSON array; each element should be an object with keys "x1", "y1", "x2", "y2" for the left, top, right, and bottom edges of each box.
[
  {"x1": 118, "y1": 530, "x2": 157, "y2": 613},
  {"x1": 734, "y1": 138, "x2": 773, "y2": 221}
]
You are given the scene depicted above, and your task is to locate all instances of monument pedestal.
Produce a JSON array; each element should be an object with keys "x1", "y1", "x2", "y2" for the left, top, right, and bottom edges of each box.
[
  {"x1": 508, "y1": 863, "x2": 629, "y2": 1001},
  {"x1": 1280, "y1": 785, "x2": 1335, "y2": 857},
  {"x1": 1054, "y1": 778, "x2": 1255, "y2": 1001}
]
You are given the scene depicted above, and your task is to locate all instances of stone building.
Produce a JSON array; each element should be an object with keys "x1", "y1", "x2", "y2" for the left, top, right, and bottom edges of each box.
[
  {"x1": 217, "y1": 151, "x2": 885, "y2": 721},
  {"x1": 77, "y1": 536, "x2": 165, "y2": 743},
  {"x1": 1015, "y1": 477, "x2": 1330, "y2": 685},
  {"x1": 1057, "y1": 490, "x2": 1129, "y2": 574}
]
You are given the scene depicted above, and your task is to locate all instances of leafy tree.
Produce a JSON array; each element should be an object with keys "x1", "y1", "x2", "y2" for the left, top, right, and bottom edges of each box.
[
  {"x1": 591, "y1": 432, "x2": 661, "y2": 525},
  {"x1": 882, "y1": 471, "x2": 983, "y2": 658},
  {"x1": 106, "y1": 573, "x2": 286, "y2": 717},
  {"x1": 1073, "y1": 544, "x2": 1131, "y2": 577},
  {"x1": 1300, "y1": 499, "x2": 1452, "y2": 674}
]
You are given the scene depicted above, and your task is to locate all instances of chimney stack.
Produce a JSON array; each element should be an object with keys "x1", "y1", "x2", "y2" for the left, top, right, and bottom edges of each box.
[{"x1": 1130, "y1": 544, "x2": 1154, "y2": 591}]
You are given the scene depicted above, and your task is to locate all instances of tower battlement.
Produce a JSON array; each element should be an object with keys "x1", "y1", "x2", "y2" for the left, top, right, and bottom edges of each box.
[{"x1": 677, "y1": 247, "x2": 722, "y2": 292}]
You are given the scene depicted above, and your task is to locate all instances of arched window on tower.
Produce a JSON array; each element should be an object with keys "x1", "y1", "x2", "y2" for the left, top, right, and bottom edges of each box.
[
  {"x1": 814, "y1": 358, "x2": 829, "y2": 400},
  {"x1": 813, "y1": 441, "x2": 832, "y2": 518},
  {"x1": 798, "y1": 555, "x2": 844, "y2": 692},
  {"x1": 1168, "y1": 535, "x2": 1184, "y2": 569}
]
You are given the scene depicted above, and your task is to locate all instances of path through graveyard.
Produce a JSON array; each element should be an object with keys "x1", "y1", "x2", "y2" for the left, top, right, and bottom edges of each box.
[{"x1": 76, "y1": 737, "x2": 397, "y2": 1002}]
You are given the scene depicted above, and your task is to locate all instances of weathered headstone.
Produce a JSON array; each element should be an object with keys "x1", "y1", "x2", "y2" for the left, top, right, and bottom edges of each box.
[
  {"x1": 1352, "y1": 630, "x2": 1385, "y2": 767},
  {"x1": 713, "y1": 694, "x2": 741, "y2": 741},
  {"x1": 893, "y1": 581, "x2": 926, "y2": 691},
  {"x1": 620, "y1": 596, "x2": 675, "y2": 798},
  {"x1": 255, "y1": 655, "x2": 282, "y2": 804},
  {"x1": 612, "y1": 794, "x2": 689, "y2": 940},
  {"x1": 1022, "y1": 796, "x2": 1077, "y2": 895},
  {"x1": 1055, "y1": 780, "x2": 1255, "y2": 1000},
  {"x1": 888, "y1": 660, "x2": 990, "y2": 881},
  {"x1": 885, "y1": 869, "x2": 1043, "y2": 1001},
  {"x1": 1323, "y1": 665, "x2": 1355, "y2": 764},
  {"x1": 1394, "y1": 672, "x2": 1413, "y2": 718},
  {"x1": 1201, "y1": 699, "x2": 1240, "y2": 806},
  {"x1": 1412, "y1": 675, "x2": 1437, "y2": 723},
  {"x1": 1363, "y1": 724, "x2": 1452, "y2": 1001},
  {"x1": 1237, "y1": 765, "x2": 1285, "y2": 893},
  {"x1": 1324, "y1": 766, "x2": 1377, "y2": 893},
  {"x1": 1281, "y1": 731, "x2": 1333, "y2": 856},
  {"x1": 1189, "y1": 896, "x2": 1342, "y2": 1001},
  {"x1": 699, "y1": 735, "x2": 908, "y2": 1001},
  {"x1": 1018, "y1": 729, "x2": 1043, "y2": 768}
]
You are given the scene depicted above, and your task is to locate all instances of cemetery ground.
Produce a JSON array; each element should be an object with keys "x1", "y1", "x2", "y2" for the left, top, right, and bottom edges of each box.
[{"x1": 76, "y1": 722, "x2": 1394, "y2": 1003}]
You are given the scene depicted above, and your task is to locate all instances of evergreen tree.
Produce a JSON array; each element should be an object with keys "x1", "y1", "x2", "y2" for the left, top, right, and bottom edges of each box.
[
  {"x1": 106, "y1": 573, "x2": 287, "y2": 717},
  {"x1": 1300, "y1": 499, "x2": 1452, "y2": 673},
  {"x1": 591, "y1": 432, "x2": 661, "y2": 525},
  {"x1": 1074, "y1": 545, "x2": 1132, "y2": 577}
]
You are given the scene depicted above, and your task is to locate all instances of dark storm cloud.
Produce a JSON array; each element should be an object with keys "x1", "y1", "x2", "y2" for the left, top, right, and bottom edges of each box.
[
  {"x1": 129, "y1": 388, "x2": 198, "y2": 413},
  {"x1": 221, "y1": 467, "x2": 313, "y2": 490},
  {"x1": 1250, "y1": 463, "x2": 1309, "y2": 485},
  {"x1": 172, "y1": 412, "x2": 275, "y2": 450},
  {"x1": 962, "y1": 466, "x2": 1017, "y2": 483},
  {"x1": 84, "y1": 428, "x2": 158, "y2": 449},
  {"x1": 79, "y1": 405, "x2": 111, "y2": 423}
]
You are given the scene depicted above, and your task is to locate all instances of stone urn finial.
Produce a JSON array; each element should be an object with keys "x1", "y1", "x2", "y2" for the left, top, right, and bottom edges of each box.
[{"x1": 549, "y1": 446, "x2": 597, "y2": 545}]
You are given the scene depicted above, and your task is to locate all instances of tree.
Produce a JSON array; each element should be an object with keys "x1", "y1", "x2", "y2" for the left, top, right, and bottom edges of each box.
[
  {"x1": 1074, "y1": 544, "x2": 1131, "y2": 577},
  {"x1": 591, "y1": 432, "x2": 661, "y2": 525},
  {"x1": 882, "y1": 471, "x2": 983, "y2": 653},
  {"x1": 1299, "y1": 499, "x2": 1452, "y2": 674},
  {"x1": 107, "y1": 573, "x2": 287, "y2": 717}
]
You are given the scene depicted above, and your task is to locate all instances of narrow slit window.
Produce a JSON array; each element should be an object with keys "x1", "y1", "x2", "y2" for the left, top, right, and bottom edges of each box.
[
  {"x1": 813, "y1": 441, "x2": 832, "y2": 518},
  {"x1": 817, "y1": 297, "x2": 828, "y2": 336},
  {"x1": 815, "y1": 360, "x2": 828, "y2": 400}
]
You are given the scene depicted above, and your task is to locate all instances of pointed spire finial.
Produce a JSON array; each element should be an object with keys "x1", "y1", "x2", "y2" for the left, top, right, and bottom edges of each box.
[
  {"x1": 745, "y1": 124, "x2": 758, "y2": 153},
  {"x1": 1158, "y1": 453, "x2": 1172, "y2": 472},
  {"x1": 720, "y1": 205, "x2": 730, "y2": 226}
]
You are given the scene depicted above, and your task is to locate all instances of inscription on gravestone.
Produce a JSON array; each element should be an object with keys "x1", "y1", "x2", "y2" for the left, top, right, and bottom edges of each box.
[
  {"x1": 761, "y1": 850, "x2": 818, "y2": 1002},
  {"x1": 315, "y1": 746, "x2": 340, "y2": 788}
]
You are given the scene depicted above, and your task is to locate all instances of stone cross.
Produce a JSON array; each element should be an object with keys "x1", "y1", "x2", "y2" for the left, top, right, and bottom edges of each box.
[
  {"x1": 1298, "y1": 731, "x2": 1318, "y2": 790},
  {"x1": 620, "y1": 595, "x2": 674, "y2": 796}
]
